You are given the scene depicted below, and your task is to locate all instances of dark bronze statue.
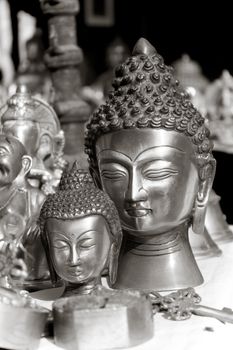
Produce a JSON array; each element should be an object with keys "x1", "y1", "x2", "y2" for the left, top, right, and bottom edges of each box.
[
  {"x1": 40, "y1": 162, "x2": 122, "y2": 296},
  {"x1": 85, "y1": 38, "x2": 216, "y2": 291}
]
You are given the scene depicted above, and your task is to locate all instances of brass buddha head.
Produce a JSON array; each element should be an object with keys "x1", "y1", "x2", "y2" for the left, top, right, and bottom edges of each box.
[
  {"x1": 0, "y1": 86, "x2": 66, "y2": 193},
  {"x1": 85, "y1": 38, "x2": 216, "y2": 238},
  {"x1": 40, "y1": 162, "x2": 122, "y2": 290}
]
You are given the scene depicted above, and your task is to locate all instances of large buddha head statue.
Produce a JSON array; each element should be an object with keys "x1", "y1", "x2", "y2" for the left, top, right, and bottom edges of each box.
[
  {"x1": 84, "y1": 38, "x2": 216, "y2": 291},
  {"x1": 40, "y1": 162, "x2": 122, "y2": 296},
  {"x1": 0, "y1": 86, "x2": 66, "y2": 194}
]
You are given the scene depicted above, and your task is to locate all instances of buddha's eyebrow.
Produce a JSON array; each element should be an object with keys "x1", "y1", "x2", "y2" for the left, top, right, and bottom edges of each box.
[
  {"x1": 49, "y1": 231, "x2": 68, "y2": 240},
  {"x1": 135, "y1": 145, "x2": 185, "y2": 161},
  {"x1": 98, "y1": 149, "x2": 132, "y2": 162}
]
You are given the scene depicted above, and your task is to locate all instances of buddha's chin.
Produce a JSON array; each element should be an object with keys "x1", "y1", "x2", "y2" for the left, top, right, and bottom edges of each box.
[{"x1": 121, "y1": 216, "x2": 156, "y2": 234}]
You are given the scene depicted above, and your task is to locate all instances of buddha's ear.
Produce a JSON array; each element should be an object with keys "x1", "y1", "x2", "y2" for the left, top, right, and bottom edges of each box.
[
  {"x1": 192, "y1": 158, "x2": 216, "y2": 234},
  {"x1": 89, "y1": 166, "x2": 102, "y2": 189},
  {"x1": 21, "y1": 155, "x2": 32, "y2": 176},
  {"x1": 41, "y1": 226, "x2": 59, "y2": 286},
  {"x1": 107, "y1": 242, "x2": 118, "y2": 286}
]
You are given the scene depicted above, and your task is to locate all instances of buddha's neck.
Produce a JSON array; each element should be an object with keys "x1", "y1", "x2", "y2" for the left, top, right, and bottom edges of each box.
[
  {"x1": 64, "y1": 278, "x2": 101, "y2": 297},
  {"x1": 124, "y1": 222, "x2": 188, "y2": 256},
  {"x1": 114, "y1": 221, "x2": 203, "y2": 291}
]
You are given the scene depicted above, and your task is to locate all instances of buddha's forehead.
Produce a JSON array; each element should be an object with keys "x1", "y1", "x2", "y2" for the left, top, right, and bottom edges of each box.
[
  {"x1": 46, "y1": 215, "x2": 109, "y2": 239},
  {"x1": 96, "y1": 129, "x2": 195, "y2": 162}
]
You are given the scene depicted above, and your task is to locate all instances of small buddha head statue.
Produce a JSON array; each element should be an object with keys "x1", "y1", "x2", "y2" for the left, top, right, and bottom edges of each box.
[
  {"x1": 0, "y1": 86, "x2": 66, "y2": 193},
  {"x1": 39, "y1": 162, "x2": 122, "y2": 291},
  {"x1": 85, "y1": 38, "x2": 216, "y2": 238}
]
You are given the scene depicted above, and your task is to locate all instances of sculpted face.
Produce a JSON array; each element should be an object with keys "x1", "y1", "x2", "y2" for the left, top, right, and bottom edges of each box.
[
  {"x1": 0, "y1": 139, "x2": 22, "y2": 186},
  {"x1": 2, "y1": 120, "x2": 40, "y2": 156},
  {"x1": 46, "y1": 216, "x2": 111, "y2": 284},
  {"x1": 96, "y1": 129, "x2": 199, "y2": 235}
]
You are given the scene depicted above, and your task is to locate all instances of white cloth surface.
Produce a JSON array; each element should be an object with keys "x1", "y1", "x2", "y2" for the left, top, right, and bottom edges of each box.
[{"x1": 32, "y1": 241, "x2": 233, "y2": 350}]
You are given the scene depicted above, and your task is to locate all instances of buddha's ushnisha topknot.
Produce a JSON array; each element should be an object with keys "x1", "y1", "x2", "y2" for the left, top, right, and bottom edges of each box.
[{"x1": 84, "y1": 38, "x2": 213, "y2": 172}]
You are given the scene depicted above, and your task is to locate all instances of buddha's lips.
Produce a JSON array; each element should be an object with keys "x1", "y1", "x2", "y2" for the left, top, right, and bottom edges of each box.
[
  {"x1": 67, "y1": 267, "x2": 82, "y2": 275},
  {"x1": 125, "y1": 205, "x2": 152, "y2": 217}
]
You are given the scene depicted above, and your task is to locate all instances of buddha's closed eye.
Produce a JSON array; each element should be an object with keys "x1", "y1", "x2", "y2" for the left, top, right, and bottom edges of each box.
[
  {"x1": 53, "y1": 240, "x2": 69, "y2": 250},
  {"x1": 79, "y1": 238, "x2": 96, "y2": 249},
  {"x1": 101, "y1": 169, "x2": 127, "y2": 180},
  {"x1": 142, "y1": 168, "x2": 179, "y2": 180}
]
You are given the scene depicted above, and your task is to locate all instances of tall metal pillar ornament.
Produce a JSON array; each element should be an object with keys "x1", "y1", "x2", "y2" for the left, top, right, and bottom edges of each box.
[{"x1": 40, "y1": 0, "x2": 91, "y2": 167}]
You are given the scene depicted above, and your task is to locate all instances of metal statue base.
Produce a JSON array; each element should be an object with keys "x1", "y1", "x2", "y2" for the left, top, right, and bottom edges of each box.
[
  {"x1": 0, "y1": 289, "x2": 49, "y2": 350},
  {"x1": 113, "y1": 225, "x2": 204, "y2": 292},
  {"x1": 53, "y1": 288, "x2": 154, "y2": 350}
]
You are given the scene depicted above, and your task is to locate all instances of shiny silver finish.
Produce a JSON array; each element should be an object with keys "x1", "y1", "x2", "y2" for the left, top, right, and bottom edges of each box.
[
  {"x1": 40, "y1": 164, "x2": 122, "y2": 295},
  {"x1": 205, "y1": 190, "x2": 233, "y2": 242},
  {"x1": 96, "y1": 128, "x2": 215, "y2": 290},
  {"x1": 150, "y1": 287, "x2": 233, "y2": 323},
  {"x1": 53, "y1": 289, "x2": 153, "y2": 350},
  {"x1": 85, "y1": 38, "x2": 216, "y2": 291},
  {"x1": 96, "y1": 129, "x2": 199, "y2": 236},
  {"x1": 46, "y1": 216, "x2": 111, "y2": 292}
]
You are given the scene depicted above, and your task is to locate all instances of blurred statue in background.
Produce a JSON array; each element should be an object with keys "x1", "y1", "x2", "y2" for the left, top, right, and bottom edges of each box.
[
  {"x1": 206, "y1": 70, "x2": 233, "y2": 152},
  {"x1": 173, "y1": 54, "x2": 209, "y2": 115},
  {"x1": 85, "y1": 38, "x2": 216, "y2": 292},
  {"x1": 82, "y1": 38, "x2": 130, "y2": 108},
  {"x1": 0, "y1": 85, "x2": 66, "y2": 195},
  {"x1": 16, "y1": 30, "x2": 52, "y2": 101},
  {"x1": 40, "y1": 163, "x2": 122, "y2": 296}
]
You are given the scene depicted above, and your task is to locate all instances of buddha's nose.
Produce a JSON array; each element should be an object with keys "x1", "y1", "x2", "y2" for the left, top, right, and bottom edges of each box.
[
  {"x1": 68, "y1": 245, "x2": 81, "y2": 266},
  {"x1": 125, "y1": 172, "x2": 148, "y2": 203}
]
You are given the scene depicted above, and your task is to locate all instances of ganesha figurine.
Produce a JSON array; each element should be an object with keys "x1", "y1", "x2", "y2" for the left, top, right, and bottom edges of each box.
[
  {"x1": 39, "y1": 162, "x2": 122, "y2": 296},
  {"x1": 0, "y1": 134, "x2": 45, "y2": 244},
  {"x1": 0, "y1": 137, "x2": 49, "y2": 349},
  {"x1": 85, "y1": 38, "x2": 216, "y2": 291},
  {"x1": 0, "y1": 85, "x2": 66, "y2": 195},
  {"x1": 0, "y1": 133, "x2": 49, "y2": 284}
]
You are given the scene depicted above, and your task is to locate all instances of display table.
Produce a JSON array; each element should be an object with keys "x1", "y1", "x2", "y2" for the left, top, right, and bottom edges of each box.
[{"x1": 32, "y1": 241, "x2": 233, "y2": 350}]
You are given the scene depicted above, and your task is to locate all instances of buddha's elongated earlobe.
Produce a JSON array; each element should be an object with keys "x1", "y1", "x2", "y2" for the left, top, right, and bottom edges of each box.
[
  {"x1": 192, "y1": 159, "x2": 216, "y2": 234},
  {"x1": 89, "y1": 166, "x2": 102, "y2": 189},
  {"x1": 108, "y1": 242, "x2": 120, "y2": 286}
]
